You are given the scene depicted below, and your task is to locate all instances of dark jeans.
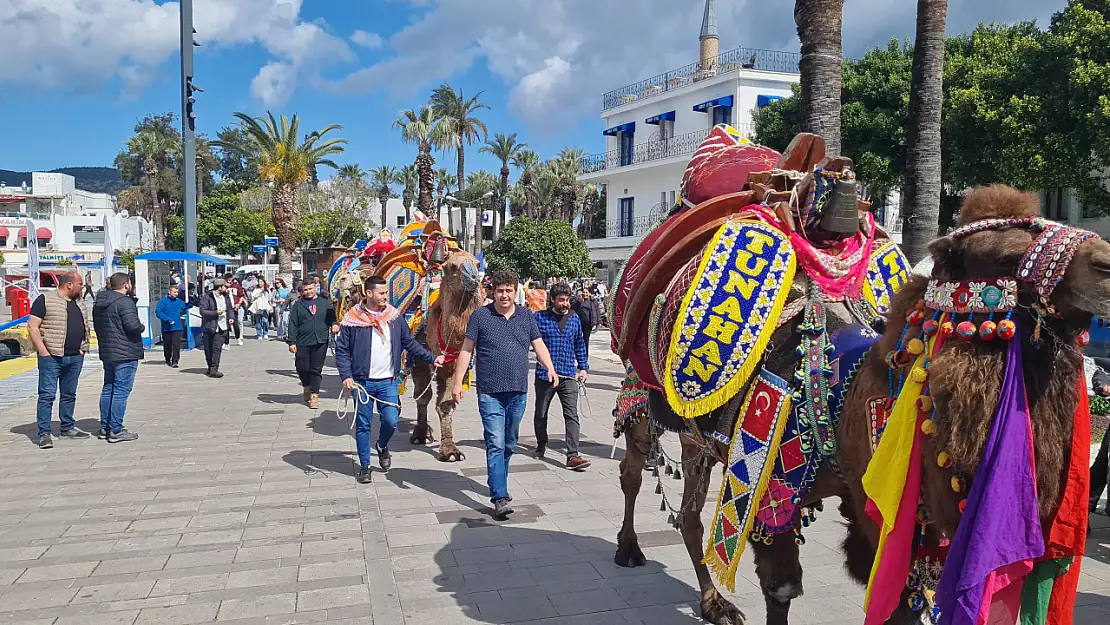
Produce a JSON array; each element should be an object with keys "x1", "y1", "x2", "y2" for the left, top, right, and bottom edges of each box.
[
  {"x1": 203, "y1": 330, "x2": 228, "y2": 369},
  {"x1": 36, "y1": 354, "x2": 85, "y2": 437},
  {"x1": 582, "y1": 326, "x2": 591, "y2": 356},
  {"x1": 294, "y1": 343, "x2": 328, "y2": 393},
  {"x1": 1091, "y1": 427, "x2": 1110, "y2": 512},
  {"x1": 478, "y1": 391, "x2": 527, "y2": 502},
  {"x1": 354, "y1": 378, "x2": 401, "y2": 467},
  {"x1": 163, "y1": 330, "x2": 182, "y2": 365},
  {"x1": 534, "y1": 377, "x2": 581, "y2": 458},
  {"x1": 100, "y1": 360, "x2": 138, "y2": 434}
]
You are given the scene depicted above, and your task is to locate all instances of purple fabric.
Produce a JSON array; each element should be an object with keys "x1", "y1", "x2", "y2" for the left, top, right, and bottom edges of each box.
[{"x1": 935, "y1": 335, "x2": 1045, "y2": 625}]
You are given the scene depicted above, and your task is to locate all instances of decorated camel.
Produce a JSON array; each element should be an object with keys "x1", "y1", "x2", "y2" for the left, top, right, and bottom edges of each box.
[
  {"x1": 610, "y1": 125, "x2": 1105, "y2": 625},
  {"x1": 333, "y1": 220, "x2": 483, "y2": 462}
]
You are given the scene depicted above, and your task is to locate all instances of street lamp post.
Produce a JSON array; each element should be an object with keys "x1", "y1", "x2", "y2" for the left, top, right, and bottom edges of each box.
[{"x1": 444, "y1": 191, "x2": 494, "y2": 255}]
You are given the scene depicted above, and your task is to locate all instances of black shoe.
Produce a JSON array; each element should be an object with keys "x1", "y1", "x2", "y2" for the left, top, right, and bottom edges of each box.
[
  {"x1": 493, "y1": 499, "x2": 513, "y2": 519},
  {"x1": 171, "y1": 363, "x2": 179, "y2": 369},
  {"x1": 357, "y1": 466, "x2": 373, "y2": 484},
  {"x1": 59, "y1": 428, "x2": 91, "y2": 440},
  {"x1": 107, "y1": 429, "x2": 138, "y2": 443},
  {"x1": 207, "y1": 368, "x2": 224, "y2": 379},
  {"x1": 534, "y1": 444, "x2": 546, "y2": 459},
  {"x1": 38, "y1": 434, "x2": 53, "y2": 449},
  {"x1": 377, "y1": 449, "x2": 392, "y2": 472},
  {"x1": 96, "y1": 428, "x2": 108, "y2": 440}
]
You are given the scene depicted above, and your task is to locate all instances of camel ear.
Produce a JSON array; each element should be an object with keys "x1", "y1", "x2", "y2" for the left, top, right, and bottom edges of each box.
[{"x1": 928, "y1": 236, "x2": 958, "y2": 270}]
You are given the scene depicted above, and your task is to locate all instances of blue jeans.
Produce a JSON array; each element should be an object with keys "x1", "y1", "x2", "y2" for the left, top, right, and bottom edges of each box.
[
  {"x1": 354, "y1": 378, "x2": 400, "y2": 468},
  {"x1": 37, "y1": 354, "x2": 85, "y2": 437},
  {"x1": 254, "y1": 313, "x2": 269, "y2": 337},
  {"x1": 276, "y1": 310, "x2": 289, "y2": 339},
  {"x1": 100, "y1": 360, "x2": 138, "y2": 434},
  {"x1": 478, "y1": 391, "x2": 528, "y2": 502}
]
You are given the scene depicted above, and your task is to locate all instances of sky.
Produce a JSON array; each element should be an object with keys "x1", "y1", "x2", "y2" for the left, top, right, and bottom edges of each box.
[{"x1": 0, "y1": 0, "x2": 1065, "y2": 180}]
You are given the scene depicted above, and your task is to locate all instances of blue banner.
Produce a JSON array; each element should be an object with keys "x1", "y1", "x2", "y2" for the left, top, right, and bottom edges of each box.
[
  {"x1": 252, "y1": 245, "x2": 266, "y2": 253},
  {"x1": 264, "y1": 237, "x2": 279, "y2": 247}
]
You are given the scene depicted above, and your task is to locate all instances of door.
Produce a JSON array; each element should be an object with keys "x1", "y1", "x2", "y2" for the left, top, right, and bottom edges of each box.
[{"x1": 619, "y1": 198, "x2": 634, "y2": 236}]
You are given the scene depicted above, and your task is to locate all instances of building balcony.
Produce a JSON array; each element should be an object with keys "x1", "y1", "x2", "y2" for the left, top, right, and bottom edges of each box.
[
  {"x1": 602, "y1": 46, "x2": 801, "y2": 111},
  {"x1": 579, "y1": 125, "x2": 753, "y2": 176}
]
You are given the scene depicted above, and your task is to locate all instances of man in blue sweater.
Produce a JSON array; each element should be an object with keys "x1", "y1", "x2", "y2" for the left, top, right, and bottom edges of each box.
[
  {"x1": 335, "y1": 276, "x2": 444, "y2": 483},
  {"x1": 155, "y1": 284, "x2": 187, "y2": 368}
]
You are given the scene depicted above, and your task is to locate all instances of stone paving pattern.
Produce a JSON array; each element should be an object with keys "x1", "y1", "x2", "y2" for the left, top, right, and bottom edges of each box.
[{"x1": 0, "y1": 333, "x2": 1108, "y2": 624}]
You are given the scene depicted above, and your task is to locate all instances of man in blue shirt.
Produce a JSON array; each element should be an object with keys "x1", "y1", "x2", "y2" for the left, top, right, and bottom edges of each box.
[
  {"x1": 155, "y1": 284, "x2": 187, "y2": 368},
  {"x1": 533, "y1": 283, "x2": 590, "y2": 470},
  {"x1": 453, "y1": 270, "x2": 559, "y2": 519}
]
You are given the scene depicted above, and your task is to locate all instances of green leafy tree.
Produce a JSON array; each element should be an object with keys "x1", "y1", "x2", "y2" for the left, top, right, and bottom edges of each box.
[
  {"x1": 297, "y1": 209, "x2": 368, "y2": 248},
  {"x1": 485, "y1": 217, "x2": 594, "y2": 279},
  {"x1": 167, "y1": 186, "x2": 274, "y2": 256},
  {"x1": 116, "y1": 250, "x2": 138, "y2": 272}
]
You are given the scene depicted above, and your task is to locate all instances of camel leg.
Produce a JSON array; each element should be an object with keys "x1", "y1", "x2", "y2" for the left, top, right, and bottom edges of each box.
[
  {"x1": 677, "y1": 435, "x2": 745, "y2": 625},
  {"x1": 615, "y1": 418, "x2": 651, "y2": 568},
  {"x1": 435, "y1": 373, "x2": 465, "y2": 462},
  {"x1": 409, "y1": 363, "x2": 436, "y2": 445}
]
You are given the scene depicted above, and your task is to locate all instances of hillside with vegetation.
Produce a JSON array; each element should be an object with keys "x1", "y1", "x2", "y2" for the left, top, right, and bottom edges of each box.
[{"x1": 0, "y1": 167, "x2": 125, "y2": 195}]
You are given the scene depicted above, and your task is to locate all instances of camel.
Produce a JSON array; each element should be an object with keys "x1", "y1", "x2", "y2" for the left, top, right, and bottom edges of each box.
[
  {"x1": 615, "y1": 183, "x2": 1110, "y2": 625},
  {"x1": 408, "y1": 249, "x2": 484, "y2": 461}
]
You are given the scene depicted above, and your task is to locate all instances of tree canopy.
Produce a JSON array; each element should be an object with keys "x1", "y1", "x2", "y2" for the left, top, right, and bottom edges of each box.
[{"x1": 484, "y1": 217, "x2": 594, "y2": 279}]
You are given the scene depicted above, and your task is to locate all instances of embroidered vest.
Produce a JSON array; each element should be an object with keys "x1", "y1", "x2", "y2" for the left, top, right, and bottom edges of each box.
[{"x1": 39, "y1": 291, "x2": 90, "y2": 356}]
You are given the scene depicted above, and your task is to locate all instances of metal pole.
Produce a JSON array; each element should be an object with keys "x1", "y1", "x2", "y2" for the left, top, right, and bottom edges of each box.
[{"x1": 180, "y1": 0, "x2": 198, "y2": 349}]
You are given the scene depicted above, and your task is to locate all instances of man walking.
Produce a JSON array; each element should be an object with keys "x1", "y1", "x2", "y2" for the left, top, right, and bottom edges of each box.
[
  {"x1": 1089, "y1": 365, "x2": 1110, "y2": 516},
  {"x1": 535, "y1": 283, "x2": 591, "y2": 470},
  {"x1": 27, "y1": 271, "x2": 91, "y2": 448},
  {"x1": 93, "y1": 273, "x2": 144, "y2": 443},
  {"x1": 199, "y1": 278, "x2": 234, "y2": 378},
  {"x1": 287, "y1": 280, "x2": 338, "y2": 409},
  {"x1": 336, "y1": 276, "x2": 443, "y2": 484},
  {"x1": 226, "y1": 273, "x2": 246, "y2": 346},
  {"x1": 572, "y1": 287, "x2": 596, "y2": 356},
  {"x1": 452, "y1": 270, "x2": 559, "y2": 519},
  {"x1": 155, "y1": 284, "x2": 186, "y2": 368}
]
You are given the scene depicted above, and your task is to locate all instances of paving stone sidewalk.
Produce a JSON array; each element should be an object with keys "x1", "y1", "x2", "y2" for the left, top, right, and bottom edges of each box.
[{"x1": 0, "y1": 333, "x2": 1107, "y2": 625}]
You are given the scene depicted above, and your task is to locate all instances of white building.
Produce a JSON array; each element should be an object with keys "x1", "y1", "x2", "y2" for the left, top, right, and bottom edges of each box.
[{"x1": 579, "y1": 0, "x2": 800, "y2": 283}]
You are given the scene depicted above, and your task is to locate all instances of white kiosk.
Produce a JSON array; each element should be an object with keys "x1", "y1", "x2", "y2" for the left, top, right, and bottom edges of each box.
[{"x1": 133, "y1": 251, "x2": 230, "y2": 350}]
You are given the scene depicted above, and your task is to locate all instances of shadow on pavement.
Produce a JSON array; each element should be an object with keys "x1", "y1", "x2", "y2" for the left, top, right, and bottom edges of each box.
[
  {"x1": 281, "y1": 449, "x2": 357, "y2": 477},
  {"x1": 10, "y1": 417, "x2": 104, "y2": 443},
  {"x1": 179, "y1": 368, "x2": 211, "y2": 375},
  {"x1": 308, "y1": 410, "x2": 353, "y2": 437},
  {"x1": 257, "y1": 393, "x2": 308, "y2": 405},
  {"x1": 266, "y1": 369, "x2": 300, "y2": 379}
]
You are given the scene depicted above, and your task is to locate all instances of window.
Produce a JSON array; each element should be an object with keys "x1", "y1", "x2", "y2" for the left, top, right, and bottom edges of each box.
[
  {"x1": 1044, "y1": 187, "x2": 1067, "y2": 221},
  {"x1": 711, "y1": 105, "x2": 732, "y2": 127},
  {"x1": 669, "y1": 190, "x2": 676, "y2": 208},
  {"x1": 619, "y1": 131, "x2": 635, "y2": 166},
  {"x1": 73, "y1": 225, "x2": 105, "y2": 245},
  {"x1": 1082, "y1": 196, "x2": 1102, "y2": 219},
  {"x1": 659, "y1": 119, "x2": 675, "y2": 140},
  {"x1": 660, "y1": 192, "x2": 667, "y2": 206},
  {"x1": 0, "y1": 236, "x2": 6, "y2": 247},
  {"x1": 37, "y1": 238, "x2": 51, "y2": 248},
  {"x1": 397, "y1": 215, "x2": 405, "y2": 228},
  {"x1": 619, "y1": 198, "x2": 634, "y2": 237}
]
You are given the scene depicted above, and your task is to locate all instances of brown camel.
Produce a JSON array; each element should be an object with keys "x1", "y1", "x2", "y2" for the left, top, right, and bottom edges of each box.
[
  {"x1": 616, "y1": 185, "x2": 1110, "y2": 625},
  {"x1": 409, "y1": 249, "x2": 484, "y2": 461}
]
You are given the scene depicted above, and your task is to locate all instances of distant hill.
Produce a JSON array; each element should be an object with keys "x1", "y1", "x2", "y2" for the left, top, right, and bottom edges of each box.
[{"x1": 0, "y1": 167, "x2": 126, "y2": 195}]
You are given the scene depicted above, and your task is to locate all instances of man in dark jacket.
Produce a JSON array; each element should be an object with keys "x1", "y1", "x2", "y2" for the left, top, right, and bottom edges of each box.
[
  {"x1": 572, "y1": 287, "x2": 596, "y2": 355},
  {"x1": 1090, "y1": 367, "x2": 1110, "y2": 516},
  {"x1": 92, "y1": 273, "x2": 145, "y2": 443},
  {"x1": 287, "y1": 281, "x2": 339, "y2": 409},
  {"x1": 155, "y1": 284, "x2": 187, "y2": 368},
  {"x1": 198, "y1": 279, "x2": 235, "y2": 378},
  {"x1": 335, "y1": 276, "x2": 444, "y2": 483}
]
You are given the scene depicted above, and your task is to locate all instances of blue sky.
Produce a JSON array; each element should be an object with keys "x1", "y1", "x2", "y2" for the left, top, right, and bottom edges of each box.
[{"x1": 0, "y1": 0, "x2": 1061, "y2": 179}]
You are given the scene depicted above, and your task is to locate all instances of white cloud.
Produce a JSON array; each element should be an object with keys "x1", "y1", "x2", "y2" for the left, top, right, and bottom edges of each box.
[
  {"x1": 329, "y1": 0, "x2": 1061, "y2": 130},
  {"x1": 351, "y1": 30, "x2": 384, "y2": 49},
  {"x1": 0, "y1": 0, "x2": 352, "y2": 107}
]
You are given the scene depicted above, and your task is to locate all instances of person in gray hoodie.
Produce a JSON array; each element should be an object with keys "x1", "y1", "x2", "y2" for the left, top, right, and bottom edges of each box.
[{"x1": 92, "y1": 273, "x2": 145, "y2": 443}]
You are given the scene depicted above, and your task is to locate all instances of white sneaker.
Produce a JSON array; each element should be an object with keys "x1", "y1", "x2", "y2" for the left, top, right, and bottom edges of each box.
[{"x1": 237, "y1": 338, "x2": 244, "y2": 346}]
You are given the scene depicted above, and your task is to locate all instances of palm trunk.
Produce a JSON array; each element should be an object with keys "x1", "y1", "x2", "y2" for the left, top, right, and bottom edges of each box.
[
  {"x1": 499, "y1": 165, "x2": 510, "y2": 235},
  {"x1": 901, "y1": 0, "x2": 947, "y2": 264},
  {"x1": 147, "y1": 173, "x2": 166, "y2": 250},
  {"x1": 195, "y1": 159, "x2": 205, "y2": 204},
  {"x1": 272, "y1": 182, "x2": 298, "y2": 285},
  {"x1": 457, "y1": 143, "x2": 469, "y2": 251},
  {"x1": 378, "y1": 189, "x2": 389, "y2": 232},
  {"x1": 417, "y1": 150, "x2": 435, "y2": 219},
  {"x1": 794, "y1": 0, "x2": 844, "y2": 155},
  {"x1": 473, "y1": 198, "x2": 485, "y2": 256}
]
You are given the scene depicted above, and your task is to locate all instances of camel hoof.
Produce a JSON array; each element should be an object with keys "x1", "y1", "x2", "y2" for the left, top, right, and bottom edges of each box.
[
  {"x1": 409, "y1": 428, "x2": 435, "y2": 445},
  {"x1": 614, "y1": 540, "x2": 647, "y2": 568},
  {"x1": 702, "y1": 594, "x2": 745, "y2": 625},
  {"x1": 438, "y1": 450, "x2": 465, "y2": 462}
]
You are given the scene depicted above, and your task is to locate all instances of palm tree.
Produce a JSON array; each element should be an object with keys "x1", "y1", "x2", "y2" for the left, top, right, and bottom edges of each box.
[
  {"x1": 368, "y1": 165, "x2": 400, "y2": 230},
  {"x1": 393, "y1": 106, "x2": 450, "y2": 221},
  {"x1": 431, "y1": 83, "x2": 489, "y2": 202},
  {"x1": 511, "y1": 149, "x2": 541, "y2": 217},
  {"x1": 480, "y1": 133, "x2": 526, "y2": 234},
  {"x1": 463, "y1": 170, "x2": 497, "y2": 253},
  {"x1": 794, "y1": 0, "x2": 845, "y2": 154},
  {"x1": 125, "y1": 131, "x2": 177, "y2": 250},
  {"x1": 337, "y1": 163, "x2": 368, "y2": 181},
  {"x1": 213, "y1": 112, "x2": 346, "y2": 281},
  {"x1": 193, "y1": 135, "x2": 220, "y2": 204},
  {"x1": 399, "y1": 164, "x2": 419, "y2": 224},
  {"x1": 533, "y1": 170, "x2": 559, "y2": 218},
  {"x1": 552, "y1": 148, "x2": 586, "y2": 221},
  {"x1": 435, "y1": 168, "x2": 458, "y2": 230},
  {"x1": 901, "y1": 0, "x2": 948, "y2": 264}
]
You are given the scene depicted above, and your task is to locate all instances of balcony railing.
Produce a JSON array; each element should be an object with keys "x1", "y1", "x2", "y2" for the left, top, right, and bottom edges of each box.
[
  {"x1": 602, "y1": 46, "x2": 802, "y2": 111},
  {"x1": 580, "y1": 125, "x2": 753, "y2": 175},
  {"x1": 606, "y1": 216, "x2": 655, "y2": 238}
]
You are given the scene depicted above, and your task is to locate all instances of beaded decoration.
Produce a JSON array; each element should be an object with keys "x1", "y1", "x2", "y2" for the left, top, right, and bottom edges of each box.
[
  {"x1": 923, "y1": 278, "x2": 1018, "y2": 314},
  {"x1": 1016, "y1": 223, "x2": 1098, "y2": 317}
]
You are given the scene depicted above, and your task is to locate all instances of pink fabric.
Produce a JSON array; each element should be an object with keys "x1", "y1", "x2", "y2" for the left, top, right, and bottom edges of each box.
[{"x1": 977, "y1": 561, "x2": 1032, "y2": 625}]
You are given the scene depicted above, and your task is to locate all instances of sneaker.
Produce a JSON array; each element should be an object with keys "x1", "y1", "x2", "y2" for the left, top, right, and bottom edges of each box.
[
  {"x1": 207, "y1": 368, "x2": 224, "y2": 379},
  {"x1": 237, "y1": 338, "x2": 244, "y2": 346},
  {"x1": 302, "y1": 387, "x2": 312, "y2": 403},
  {"x1": 59, "y1": 428, "x2": 91, "y2": 440},
  {"x1": 38, "y1": 434, "x2": 53, "y2": 449},
  {"x1": 107, "y1": 430, "x2": 138, "y2": 443},
  {"x1": 96, "y1": 428, "x2": 108, "y2": 439},
  {"x1": 171, "y1": 363, "x2": 179, "y2": 369},
  {"x1": 493, "y1": 498, "x2": 513, "y2": 519},
  {"x1": 308, "y1": 393, "x2": 319, "y2": 410},
  {"x1": 378, "y1": 449, "x2": 392, "y2": 472},
  {"x1": 534, "y1": 443, "x2": 546, "y2": 459},
  {"x1": 357, "y1": 466, "x2": 373, "y2": 484},
  {"x1": 567, "y1": 456, "x2": 592, "y2": 471}
]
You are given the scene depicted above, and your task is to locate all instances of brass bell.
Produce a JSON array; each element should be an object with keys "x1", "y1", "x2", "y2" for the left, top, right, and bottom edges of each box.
[
  {"x1": 820, "y1": 170, "x2": 861, "y2": 235},
  {"x1": 429, "y1": 237, "x2": 449, "y2": 265}
]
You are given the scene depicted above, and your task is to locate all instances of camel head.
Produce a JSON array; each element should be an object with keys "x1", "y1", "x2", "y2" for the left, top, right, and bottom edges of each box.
[
  {"x1": 439, "y1": 249, "x2": 482, "y2": 301},
  {"x1": 927, "y1": 185, "x2": 1110, "y2": 324}
]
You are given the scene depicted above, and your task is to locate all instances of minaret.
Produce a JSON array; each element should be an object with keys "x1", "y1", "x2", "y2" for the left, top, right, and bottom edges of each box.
[{"x1": 699, "y1": 0, "x2": 719, "y2": 74}]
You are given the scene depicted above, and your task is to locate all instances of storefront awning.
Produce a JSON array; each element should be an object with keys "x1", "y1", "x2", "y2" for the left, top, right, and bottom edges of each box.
[
  {"x1": 602, "y1": 121, "x2": 636, "y2": 136},
  {"x1": 37, "y1": 227, "x2": 52, "y2": 238},
  {"x1": 0, "y1": 226, "x2": 8, "y2": 237},
  {"x1": 757, "y1": 94, "x2": 783, "y2": 108},
  {"x1": 693, "y1": 95, "x2": 734, "y2": 112},
  {"x1": 644, "y1": 111, "x2": 676, "y2": 125}
]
